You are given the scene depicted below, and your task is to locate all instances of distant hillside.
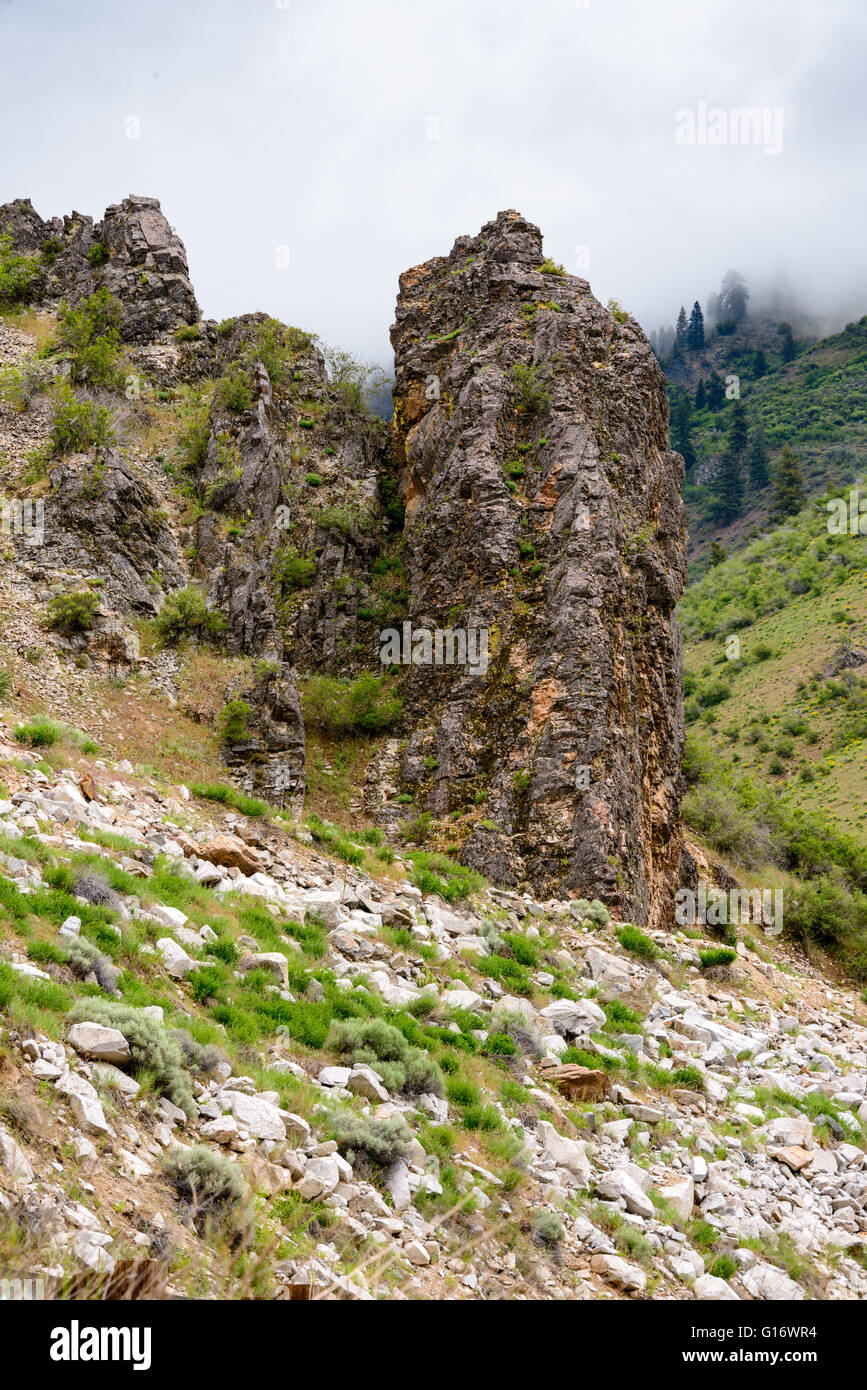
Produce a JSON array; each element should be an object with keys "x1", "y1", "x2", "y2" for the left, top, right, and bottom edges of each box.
[{"x1": 665, "y1": 315, "x2": 867, "y2": 568}]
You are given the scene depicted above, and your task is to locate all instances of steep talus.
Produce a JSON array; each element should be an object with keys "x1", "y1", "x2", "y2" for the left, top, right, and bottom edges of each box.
[{"x1": 388, "y1": 211, "x2": 686, "y2": 924}]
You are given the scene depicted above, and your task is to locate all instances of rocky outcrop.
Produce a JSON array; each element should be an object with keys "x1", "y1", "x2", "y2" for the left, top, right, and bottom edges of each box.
[
  {"x1": 0, "y1": 194, "x2": 199, "y2": 341},
  {"x1": 220, "y1": 663, "x2": 306, "y2": 814},
  {"x1": 34, "y1": 451, "x2": 185, "y2": 614},
  {"x1": 388, "y1": 211, "x2": 686, "y2": 926}
]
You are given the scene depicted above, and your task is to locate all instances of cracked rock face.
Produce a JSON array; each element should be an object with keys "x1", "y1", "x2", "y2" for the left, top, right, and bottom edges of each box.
[{"x1": 389, "y1": 210, "x2": 686, "y2": 926}]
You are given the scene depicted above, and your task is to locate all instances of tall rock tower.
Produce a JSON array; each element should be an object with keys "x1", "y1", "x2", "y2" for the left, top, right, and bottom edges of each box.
[{"x1": 389, "y1": 211, "x2": 686, "y2": 927}]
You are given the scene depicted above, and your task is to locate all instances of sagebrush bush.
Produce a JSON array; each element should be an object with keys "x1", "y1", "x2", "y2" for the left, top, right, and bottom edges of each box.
[
  {"x1": 169, "y1": 1028, "x2": 225, "y2": 1075},
  {"x1": 64, "y1": 936, "x2": 119, "y2": 992},
  {"x1": 533, "y1": 1210, "x2": 564, "y2": 1246},
  {"x1": 162, "y1": 1144, "x2": 250, "y2": 1240},
  {"x1": 327, "y1": 1017, "x2": 444, "y2": 1097},
  {"x1": 71, "y1": 871, "x2": 118, "y2": 908},
  {"x1": 69, "y1": 997, "x2": 195, "y2": 1115},
  {"x1": 331, "y1": 1110, "x2": 412, "y2": 1168}
]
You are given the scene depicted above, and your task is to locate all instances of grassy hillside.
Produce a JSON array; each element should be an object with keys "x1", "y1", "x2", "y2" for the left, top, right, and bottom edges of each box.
[{"x1": 680, "y1": 492, "x2": 867, "y2": 838}]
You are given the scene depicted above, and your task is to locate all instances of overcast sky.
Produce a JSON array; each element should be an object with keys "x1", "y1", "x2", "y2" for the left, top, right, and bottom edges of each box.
[{"x1": 2, "y1": 0, "x2": 865, "y2": 367}]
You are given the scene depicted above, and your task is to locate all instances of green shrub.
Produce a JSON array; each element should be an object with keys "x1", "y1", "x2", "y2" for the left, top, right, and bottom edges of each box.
[
  {"x1": 316, "y1": 501, "x2": 374, "y2": 542},
  {"x1": 331, "y1": 1110, "x2": 413, "y2": 1168},
  {"x1": 301, "y1": 673, "x2": 401, "y2": 736},
  {"x1": 189, "y1": 782, "x2": 269, "y2": 818},
  {"x1": 14, "y1": 715, "x2": 65, "y2": 747},
  {"x1": 69, "y1": 997, "x2": 196, "y2": 1114},
  {"x1": 0, "y1": 231, "x2": 44, "y2": 305},
  {"x1": 56, "y1": 287, "x2": 123, "y2": 387},
  {"x1": 708, "y1": 1254, "x2": 737, "y2": 1281},
  {"x1": 87, "y1": 242, "x2": 108, "y2": 267},
  {"x1": 670, "y1": 1065, "x2": 706, "y2": 1091},
  {"x1": 699, "y1": 947, "x2": 736, "y2": 969},
  {"x1": 46, "y1": 590, "x2": 100, "y2": 635},
  {"x1": 534, "y1": 1209, "x2": 564, "y2": 1245},
  {"x1": 162, "y1": 1144, "x2": 250, "y2": 1240},
  {"x1": 214, "y1": 366, "x2": 253, "y2": 413},
  {"x1": 174, "y1": 324, "x2": 201, "y2": 342},
  {"x1": 616, "y1": 924, "x2": 659, "y2": 960},
  {"x1": 327, "y1": 1017, "x2": 444, "y2": 1096},
  {"x1": 177, "y1": 409, "x2": 210, "y2": 466},
  {"x1": 408, "y1": 851, "x2": 484, "y2": 903},
  {"x1": 511, "y1": 361, "x2": 551, "y2": 414},
  {"x1": 153, "y1": 586, "x2": 226, "y2": 646},
  {"x1": 218, "y1": 699, "x2": 251, "y2": 744},
  {"x1": 275, "y1": 546, "x2": 316, "y2": 592},
  {"x1": 49, "y1": 381, "x2": 115, "y2": 454},
  {"x1": 512, "y1": 770, "x2": 531, "y2": 794}
]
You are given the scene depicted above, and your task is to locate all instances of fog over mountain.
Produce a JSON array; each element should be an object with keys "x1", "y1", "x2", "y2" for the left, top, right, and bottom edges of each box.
[{"x1": 2, "y1": 0, "x2": 865, "y2": 367}]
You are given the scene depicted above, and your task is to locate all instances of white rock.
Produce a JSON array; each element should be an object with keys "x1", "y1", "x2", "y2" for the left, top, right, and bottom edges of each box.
[
  {"x1": 658, "y1": 1175, "x2": 694, "y2": 1221},
  {"x1": 149, "y1": 903, "x2": 189, "y2": 930},
  {"x1": 694, "y1": 1274, "x2": 740, "y2": 1301},
  {"x1": 590, "y1": 1253, "x2": 646, "y2": 1293},
  {"x1": 540, "y1": 997, "x2": 606, "y2": 1036},
  {"x1": 68, "y1": 1091, "x2": 112, "y2": 1137},
  {"x1": 0, "y1": 1125, "x2": 33, "y2": 1181},
  {"x1": 741, "y1": 1261, "x2": 804, "y2": 1301},
  {"x1": 67, "y1": 1023, "x2": 131, "y2": 1065},
  {"x1": 537, "y1": 1120, "x2": 592, "y2": 1185},
  {"x1": 156, "y1": 937, "x2": 195, "y2": 979},
  {"x1": 595, "y1": 1170, "x2": 654, "y2": 1218},
  {"x1": 221, "y1": 1091, "x2": 286, "y2": 1141}
]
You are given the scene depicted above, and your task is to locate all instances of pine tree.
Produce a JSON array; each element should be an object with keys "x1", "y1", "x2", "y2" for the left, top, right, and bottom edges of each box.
[
  {"x1": 715, "y1": 397, "x2": 748, "y2": 524},
  {"x1": 727, "y1": 398, "x2": 748, "y2": 459},
  {"x1": 706, "y1": 372, "x2": 725, "y2": 410},
  {"x1": 675, "y1": 306, "x2": 688, "y2": 350},
  {"x1": 717, "y1": 449, "x2": 743, "y2": 523},
  {"x1": 777, "y1": 322, "x2": 796, "y2": 363},
  {"x1": 746, "y1": 419, "x2": 770, "y2": 490},
  {"x1": 670, "y1": 389, "x2": 695, "y2": 473},
  {"x1": 753, "y1": 348, "x2": 767, "y2": 378},
  {"x1": 710, "y1": 541, "x2": 726, "y2": 566},
  {"x1": 695, "y1": 379, "x2": 706, "y2": 410},
  {"x1": 771, "y1": 445, "x2": 806, "y2": 521},
  {"x1": 687, "y1": 301, "x2": 705, "y2": 350},
  {"x1": 718, "y1": 270, "x2": 749, "y2": 325}
]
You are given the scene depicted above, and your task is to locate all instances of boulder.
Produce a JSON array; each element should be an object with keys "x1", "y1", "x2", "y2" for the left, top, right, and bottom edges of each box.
[
  {"x1": 67, "y1": 1022, "x2": 131, "y2": 1066},
  {"x1": 221, "y1": 1091, "x2": 286, "y2": 1141},
  {"x1": 200, "y1": 834, "x2": 264, "y2": 875}
]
